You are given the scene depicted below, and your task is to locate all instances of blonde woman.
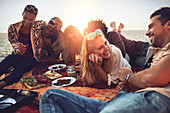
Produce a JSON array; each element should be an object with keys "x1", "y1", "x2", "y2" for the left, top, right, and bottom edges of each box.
[{"x1": 81, "y1": 29, "x2": 131, "y2": 86}]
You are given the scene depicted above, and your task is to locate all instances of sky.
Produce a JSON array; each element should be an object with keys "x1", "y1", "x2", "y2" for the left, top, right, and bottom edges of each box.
[{"x1": 0, "y1": 0, "x2": 170, "y2": 33}]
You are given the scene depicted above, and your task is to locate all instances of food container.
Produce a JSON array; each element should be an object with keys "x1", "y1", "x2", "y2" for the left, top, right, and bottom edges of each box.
[
  {"x1": 66, "y1": 70, "x2": 76, "y2": 77},
  {"x1": 67, "y1": 65, "x2": 75, "y2": 71}
]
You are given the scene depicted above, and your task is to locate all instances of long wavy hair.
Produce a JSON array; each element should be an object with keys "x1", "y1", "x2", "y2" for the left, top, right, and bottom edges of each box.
[{"x1": 81, "y1": 30, "x2": 114, "y2": 85}]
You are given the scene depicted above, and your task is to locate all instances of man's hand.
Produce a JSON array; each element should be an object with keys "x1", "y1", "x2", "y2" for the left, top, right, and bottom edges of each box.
[
  {"x1": 118, "y1": 67, "x2": 133, "y2": 82},
  {"x1": 18, "y1": 43, "x2": 27, "y2": 55},
  {"x1": 118, "y1": 67, "x2": 139, "y2": 92},
  {"x1": 12, "y1": 43, "x2": 27, "y2": 55}
]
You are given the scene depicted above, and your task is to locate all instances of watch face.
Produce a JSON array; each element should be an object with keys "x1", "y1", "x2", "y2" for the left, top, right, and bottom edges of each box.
[{"x1": 125, "y1": 74, "x2": 130, "y2": 82}]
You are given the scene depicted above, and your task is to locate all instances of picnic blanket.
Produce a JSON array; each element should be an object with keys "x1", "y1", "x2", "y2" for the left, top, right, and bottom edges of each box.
[{"x1": 1, "y1": 65, "x2": 121, "y2": 113}]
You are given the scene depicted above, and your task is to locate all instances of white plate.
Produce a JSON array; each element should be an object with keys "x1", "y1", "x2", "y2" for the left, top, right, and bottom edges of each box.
[
  {"x1": 48, "y1": 64, "x2": 67, "y2": 70},
  {"x1": 52, "y1": 77, "x2": 76, "y2": 87}
]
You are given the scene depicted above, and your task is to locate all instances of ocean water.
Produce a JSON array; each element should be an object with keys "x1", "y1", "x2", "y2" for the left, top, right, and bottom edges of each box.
[
  {"x1": 0, "y1": 30, "x2": 150, "y2": 61},
  {"x1": 0, "y1": 33, "x2": 13, "y2": 61},
  {"x1": 121, "y1": 30, "x2": 150, "y2": 42}
]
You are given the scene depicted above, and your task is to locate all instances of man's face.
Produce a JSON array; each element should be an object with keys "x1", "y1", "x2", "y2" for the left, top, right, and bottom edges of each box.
[
  {"x1": 146, "y1": 15, "x2": 167, "y2": 48},
  {"x1": 22, "y1": 11, "x2": 36, "y2": 28},
  {"x1": 45, "y1": 25, "x2": 56, "y2": 38},
  {"x1": 45, "y1": 20, "x2": 61, "y2": 38}
]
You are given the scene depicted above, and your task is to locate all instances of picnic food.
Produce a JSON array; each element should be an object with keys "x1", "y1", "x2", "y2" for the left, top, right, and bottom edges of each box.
[
  {"x1": 58, "y1": 65, "x2": 63, "y2": 68},
  {"x1": 21, "y1": 76, "x2": 38, "y2": 86},
  {"x1": 44, "y1": 70, "x2": 62, "y2": 78},
  {"x1": 52, "y1": 66, "x2": 58, "y2": 69},
  {"x1": 34, "y1": 75, "x2": 52, "y2": 84},
  {"x1": 53, "y1": 79, "x2": 71, "y2": 86},
  {"x1": 44, "y1": 70, "x2": 54, "y2": 76},
  {"x1": 51, "y1": 65, "x2": 63, "y2": 69}
]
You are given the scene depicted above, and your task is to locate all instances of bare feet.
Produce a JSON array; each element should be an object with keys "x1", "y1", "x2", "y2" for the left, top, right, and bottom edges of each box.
[
  {"x1": 110, "y1": 21, "x2": 116, "y2": 31},
  {"x1": 110, "y1": 21, "x2": 124, "y2": 33},
  {"x1": 118, "y1": 23, "x2": 124, "y2": 33}
]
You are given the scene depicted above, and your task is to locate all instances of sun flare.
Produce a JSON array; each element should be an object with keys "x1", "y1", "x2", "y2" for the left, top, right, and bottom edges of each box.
[{"x1": 62, "y1": 0, "x2": 97, "y2": 34}]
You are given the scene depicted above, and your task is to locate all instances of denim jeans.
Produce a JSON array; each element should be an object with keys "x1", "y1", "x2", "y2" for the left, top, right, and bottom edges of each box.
[
  {"x1": 40, "y1": 89, "x2": 170, "y2": 113},
  {"x1": 40, "y1": 89, "x2": 106, "y2": 113},
  {"x1": 100, "y1": 90, "x2": 170, "y2": 113},
  {"x1": 0, "y1": 53, "x2": 38, "y2": 85}
]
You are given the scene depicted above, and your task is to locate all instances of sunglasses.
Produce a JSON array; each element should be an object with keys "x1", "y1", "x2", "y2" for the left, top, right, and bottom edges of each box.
[
  {"x1": 86, "y1": 29, "x2": 103, "y2": 40},
  {"x1": 48, "y1": 20, "x2": 62, "y2": 30},
  {"x1": 25, "y1": 5, "x2": 38, "y2": 14}
]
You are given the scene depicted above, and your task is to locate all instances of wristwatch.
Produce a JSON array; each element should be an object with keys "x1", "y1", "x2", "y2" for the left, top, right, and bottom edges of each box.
[
  {"x1": 14, "y1": 48, "x2": 20, "y2": 54},
  {"x1": 124, "y1": 74, "x2": 131, "y2": 82}
]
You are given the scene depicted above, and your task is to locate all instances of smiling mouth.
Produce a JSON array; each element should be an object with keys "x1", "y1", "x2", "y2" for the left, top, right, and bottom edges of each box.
[
  {"x1": 149, "y1": 32, "x2": 154, "y2": 38},
  {"x1": 24, "y1": 23, "x2": 32, "y2": 26},
  {"x1": 103, "y1": 51, "x2": 109, "y2": 56}
]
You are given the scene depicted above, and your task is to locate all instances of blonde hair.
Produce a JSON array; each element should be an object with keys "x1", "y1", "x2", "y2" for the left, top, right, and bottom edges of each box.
[{"x1": 81, "y1": 30, "x2": 114, "y2": 85}]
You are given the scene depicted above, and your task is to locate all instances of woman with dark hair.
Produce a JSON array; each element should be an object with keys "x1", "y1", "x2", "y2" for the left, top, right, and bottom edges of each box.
[{"x1": 0, "y1": 5, "x2": 39, "y2": 88}]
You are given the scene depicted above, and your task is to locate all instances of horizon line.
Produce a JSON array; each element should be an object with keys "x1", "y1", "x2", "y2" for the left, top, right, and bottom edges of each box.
[{"x1": 0, "y1": 29, "x2": 147, "y2": 33}]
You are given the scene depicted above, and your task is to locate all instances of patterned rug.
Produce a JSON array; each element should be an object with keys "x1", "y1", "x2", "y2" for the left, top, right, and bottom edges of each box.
[{"x1": 1, "y1": 65, "x2": 121, "y2": 113}]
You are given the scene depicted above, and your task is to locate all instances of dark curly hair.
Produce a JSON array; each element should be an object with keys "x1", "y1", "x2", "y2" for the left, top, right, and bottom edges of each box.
[{"x1": 83, "y1": 20, "x2": 108, "y2": 37}]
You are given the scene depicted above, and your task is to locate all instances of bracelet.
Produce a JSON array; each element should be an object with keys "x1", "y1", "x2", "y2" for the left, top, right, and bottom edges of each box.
[
  {"x1": 14, "y1": 48, "x2": 20, "y2": 54},
  {"x1": 124, "y1": 74, "x2": 131, "y2": 82}
]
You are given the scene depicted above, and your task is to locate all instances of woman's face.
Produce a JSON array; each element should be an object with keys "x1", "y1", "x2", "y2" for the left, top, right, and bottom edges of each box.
[
  {"x1": 92, "y1": 37, "x2": 110, "y2": 59},
  {"x1": 22, "y1": 11, "x2": 36, "y2": 28}
]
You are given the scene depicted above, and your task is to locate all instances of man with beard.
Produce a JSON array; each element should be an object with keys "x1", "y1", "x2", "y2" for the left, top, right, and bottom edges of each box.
[{"x1": 31, "y1": 17, "x2": 70, "y2": 65}]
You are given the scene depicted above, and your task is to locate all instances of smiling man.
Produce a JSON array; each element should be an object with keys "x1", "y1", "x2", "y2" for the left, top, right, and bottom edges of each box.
[
  {"x1": 116, "y1": 7, "x2": 170, "y2": 113},
  {"x1": 31, "y1": 17, "x2": 71, "y2": 65},
  {"x1": 0, "y1": 5, "x2": 39, "y2": 88}
]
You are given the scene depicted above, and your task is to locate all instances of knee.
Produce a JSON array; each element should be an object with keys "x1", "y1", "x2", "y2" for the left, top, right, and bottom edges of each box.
[
  {"x1": 41, "y1": 89, "x2": 64, "y2": 99},
  {"x1": 7, "y1": 54, "x2": 21, "y2": 59},
  {"x1": 42, "y1": 89, "x2": 55, "y2": 97}
]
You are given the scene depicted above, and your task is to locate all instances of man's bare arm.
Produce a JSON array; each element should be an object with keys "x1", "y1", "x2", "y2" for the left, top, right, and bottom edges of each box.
[{"x1": 119, "y1": 55, "x2": 170, "y2": 88}]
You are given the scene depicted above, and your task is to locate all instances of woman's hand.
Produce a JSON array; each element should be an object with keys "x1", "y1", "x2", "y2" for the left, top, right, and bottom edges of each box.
[{"x1": 88, "y1": 53, "x2": 103, "y2": 66}]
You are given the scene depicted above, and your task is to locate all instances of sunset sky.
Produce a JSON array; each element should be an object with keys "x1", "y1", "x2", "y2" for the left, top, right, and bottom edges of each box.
[{"x1": 0, "y1": 0, "x2": 169, "y2": 33}]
